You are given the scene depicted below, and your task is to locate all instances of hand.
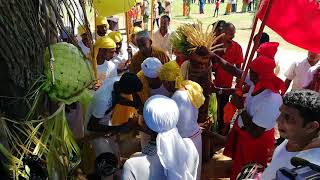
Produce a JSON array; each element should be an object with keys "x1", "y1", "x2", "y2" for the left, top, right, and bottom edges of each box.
[{"x1": 230, "y1": 93, "x2": 244, "y2": 109}]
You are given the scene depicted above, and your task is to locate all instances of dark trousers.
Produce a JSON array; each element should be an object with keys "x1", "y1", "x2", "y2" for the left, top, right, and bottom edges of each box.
[
  {"x1": 232, "y1": 3, "x2": 237, "y2": 12},
  {"x1": 248, "y1": 2, "x2": 252, "y2": 11},
  {"x1": 217, "y1": 94, "x2": 230, "y2": 135},
  {"x1": 200, "y1": 4, "x2": 204, "y2": 13},
  {"x1": 214, "y1": 8, "x2": 219, "y2": 16},
  {"x1": 153, "y1": 18, "x2": 159, "y2": 28}
]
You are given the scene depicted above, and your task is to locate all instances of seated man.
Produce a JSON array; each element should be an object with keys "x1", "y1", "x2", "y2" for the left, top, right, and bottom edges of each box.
[
  {"x1": 129, "y1": 30, "x2": 170, "y2": 74},
  {"x1": 261, "y1": 89, "x2": 320, "y2": 179},
  {"x1": 122, "y1": 95, "x2": 199, "y2": 180}
]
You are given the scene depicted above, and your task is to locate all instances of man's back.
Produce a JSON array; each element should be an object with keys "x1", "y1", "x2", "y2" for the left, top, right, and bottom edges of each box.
[{"x1": 122, "y1": 138, "x2": 199, "y2": 180}]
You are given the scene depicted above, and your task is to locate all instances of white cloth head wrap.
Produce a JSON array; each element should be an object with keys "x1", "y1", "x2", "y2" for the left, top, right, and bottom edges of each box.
[
  {"x1": 143, "y1": 95, "x2": 194, "y2": 180},
  {"x1": 141, "y1": 57, "x2": 163, "y2": 78}
]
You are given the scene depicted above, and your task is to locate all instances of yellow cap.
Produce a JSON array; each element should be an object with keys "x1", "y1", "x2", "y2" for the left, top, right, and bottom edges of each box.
[
  {"x1": 159, "y1": 61, "x2": 205, "y2": 108},
  {"x1": 96, "y1": 16, "x2": 108, "y2": 26},
  {"x1": 94, "y1": 36, "x2": 116, "y2": 59},
  {"x1": 78, "y1": 25, "x2": 86, "y2": 35},
  {"x1": 108, "y1": 31, "x2": 123, "y2": 43},
  {"x1": 132, "y1": 26, "x2": 143, "y2": 34}
]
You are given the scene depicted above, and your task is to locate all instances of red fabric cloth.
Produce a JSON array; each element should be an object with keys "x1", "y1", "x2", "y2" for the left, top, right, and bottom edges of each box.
[
  {"x1": 224, "y1": 120, "x2": 275, "y2": 180},
  {"x1": 257, "y1": 0, "x2": 320, "y2": 53},
  {"x1": 214, "y1": 41, "x2": 244, "y2": 87},
  {"x1": 249, "y1": 42, "x2": 285, "y2": 95},
  {"x1": 216, "y1": 1, "x2": 220, "y2": 8}
]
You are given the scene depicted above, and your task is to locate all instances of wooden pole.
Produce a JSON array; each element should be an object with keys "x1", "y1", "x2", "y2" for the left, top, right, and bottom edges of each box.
[
  {"x1": 125, "y1": 12, "x2": 130, "y2": 48},
  {"x1": 238, "y1": 0, "x2": 274, "y2": 88},
  {"x1": 150, "y1": 0, "x2": 155, "y2": 37},
  {"x1": 241, "y1": 0, "x2": 263, "y2": 70}
]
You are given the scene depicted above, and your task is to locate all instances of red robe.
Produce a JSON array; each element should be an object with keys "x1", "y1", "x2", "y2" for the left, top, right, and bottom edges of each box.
[{"x1": 224, "y1": 119, "x2": 275, "y2": 180}]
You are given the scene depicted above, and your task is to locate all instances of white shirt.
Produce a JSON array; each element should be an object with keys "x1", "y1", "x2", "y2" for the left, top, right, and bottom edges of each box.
[
  {"x1": 285, "y1": 58, "x2": 320, "y2": 90},
  {"x1": 122, "y1": 138, "x2": 199, "y2": 180},
  {"x1": 150, "y1": 84, "x2": 171, "y2": 97},
  {"x1": 171, "y1": 90, "x2": 200, "y2": 138},
  {"x1": 152, "y1": 29, "x2": 172, "y2": 58},
  {"x1": 261, "y1": 140, "x2": 320, "y2": 180},
  {"x1": 78, "y1": 40, "x2": 90, "y2": 56},
  {"x1": 97, "y1": 60, "x2": 118, "y2": 82},
  {"x1": 238, "y1": 82, "x2": 283, "y2": 130},
  {"x1": 87, "y1": 76, "x2": 120, "y2": 158}
]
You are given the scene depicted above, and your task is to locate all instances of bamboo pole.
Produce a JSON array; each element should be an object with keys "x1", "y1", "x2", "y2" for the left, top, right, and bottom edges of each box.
[
  {"x1": 241, "y1": 0, "x2": 263, "y2": 70},
  {"x1": 150, "y1": 0, "x2": 155, "y2": 38},
  {"x1": 237, "y1": 0, "x2": 274, "y2": 88},
  {"x1": 125, "y1": 12, "x2": 130, "y2": 48},
  {"x1": 92, "y1": 10, "x2": 100, "y2": 87}
]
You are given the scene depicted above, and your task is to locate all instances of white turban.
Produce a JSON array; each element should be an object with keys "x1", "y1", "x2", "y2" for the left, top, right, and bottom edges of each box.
[
  {"x1": 143, "y1": 95, "x2": 194, "y2": 180},
  {"x1": 141, "y1": 57, "x2": 163, "y2": 78}
]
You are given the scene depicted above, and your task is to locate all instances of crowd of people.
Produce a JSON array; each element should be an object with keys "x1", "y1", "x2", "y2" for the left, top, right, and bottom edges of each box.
[{"x1": 70, "y1": 8, "x2": 320, "y2": 179}]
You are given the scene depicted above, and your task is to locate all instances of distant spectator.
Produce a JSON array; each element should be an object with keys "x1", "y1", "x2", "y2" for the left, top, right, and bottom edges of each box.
[
  {"x1": 214, "y1": 0, "x2": 220, "y2": 17},
  {"x1": 231, "y1": 0, "x2": 237, "y2": 13},
  {"x1": 199, "y1": 0, "x2": 205, "y2": 14},
  {"x1": 253, "y1": 32, "x2": 270, "y2": 46}
]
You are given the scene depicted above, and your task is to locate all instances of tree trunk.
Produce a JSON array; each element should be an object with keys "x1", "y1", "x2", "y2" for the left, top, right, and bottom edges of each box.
[{"x1": 0, "y1": 0, "x2": 57, "y2": 119}]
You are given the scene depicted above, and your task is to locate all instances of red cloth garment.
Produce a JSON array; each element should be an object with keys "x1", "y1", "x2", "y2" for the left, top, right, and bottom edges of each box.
[
  {"x1": 257, "y1": 0, "x2": 320, "y2": 53},
  {"x1": 224, "y1": 119, "x2": 275, "y2": 180},
  {"x1": 215, "y1": 41, "x2": 244, "y2": 87},
  {"x1": 216, "y1": 1, "x2": 220, "y2": 8},
  {"x1": 249, "y1": 42, "x2": 285, "y2": 95}
]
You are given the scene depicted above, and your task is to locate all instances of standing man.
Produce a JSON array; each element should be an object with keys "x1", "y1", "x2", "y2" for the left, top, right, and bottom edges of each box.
[
  {"x1": 143, "y1": 0, "x2": 150, "y2": 30},
  {"x1": 284, "y1": 51, "x2": 320, "y2": 92},
  {"x1": 94, "y1": 37, "x2": 118, "y2": 82},
  {"x1": 152, "y1": 15, "x2": 172, "y2": 58},
  {"x1": 95, "y1": 16, "x2": 108, "y2": 40},
  {"x1": 231, "y1": 0, "x2": 237, "y2": 13},
  {"x1": 107, "y1": 17, "x2": 119, "y2": 33},
  {"x1": 213, "y1": 22, "x2": 243, "y2": 135},
  {"x1": 129, "y1": 30, "x2": 170, "y2": 74},
  {"x1": 77, "y1": 25, "x2": 90, "y2": 57}
]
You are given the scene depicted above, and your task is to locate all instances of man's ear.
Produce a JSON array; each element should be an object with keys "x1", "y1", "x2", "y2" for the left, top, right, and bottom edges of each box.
[{"x1": 305, "y1": 121, "x2": 320, "y2": 134}]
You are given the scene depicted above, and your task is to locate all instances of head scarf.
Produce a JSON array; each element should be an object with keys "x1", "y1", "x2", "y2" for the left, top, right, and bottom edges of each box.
[
  {"x1": 159, "y1": 61, "x2": 205, "y2": 108},
  {"x1": 250, "y1": 42, "x2": 285, "y2": 95},
  {"x1": 96, "y1": 16, "x2": 108, "y2": 26},
  {"x1": 78, "y1": 25, "x2": 86, "y2": 36},
  {"x1": 108, "y1": 31, "x2": 123, "y2": 43},
  {"x1": 94, "y1": 36, "x2": 116, "y2": 60},
  {"x1": 141, "y1": 57, "x2": 163, "y2": 78},
  {"x1": 143, "y1": 95, "x2": 195, "y2": 180}
]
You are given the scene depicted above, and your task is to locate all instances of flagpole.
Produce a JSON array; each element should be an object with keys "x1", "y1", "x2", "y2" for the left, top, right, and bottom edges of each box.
[
  {"x1": 237, "y1": 0, "x2": 274, "y2": 88},
  {"x1": 241, "y1": 0, "x2": 263, "y2": 70}
]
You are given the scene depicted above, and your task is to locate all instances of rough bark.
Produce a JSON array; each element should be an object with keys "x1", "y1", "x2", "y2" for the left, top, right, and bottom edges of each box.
[{"x1": 0, "y1": 0, "x2": 57, "y2": 118}]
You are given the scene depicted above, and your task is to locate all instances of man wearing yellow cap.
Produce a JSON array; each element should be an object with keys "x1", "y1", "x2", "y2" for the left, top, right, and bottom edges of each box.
[
  {"x1": 94, "y1": 36, "x2": 118, "y2": 82},
  {"x1": 129, "y1": 30, "x2": 170, "y2": 74},
  {"x1": 77, "y1": 25, "x2": 90, "y2": 57},
  {"x1": 159, "y1": 61, "x2": 205, "y2": 180},
  {"x1": 96, "y1": 16, "x2": 108, "y2": 40},
  {"x1": 108, "y1": 31, "x2": 132, "y2": 76}
]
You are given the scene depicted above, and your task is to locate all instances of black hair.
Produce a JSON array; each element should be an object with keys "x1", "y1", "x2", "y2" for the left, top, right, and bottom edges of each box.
[
  {"x1": 95, "y1": 152, "x2": 118, "y2": 177},
  {"x1": 223, "y1": 22, "x2": 235, "y2": 30},
  {"x1": 118, "y1": 72, "x2": 143, "y2": 94},
  {"x1": 195, "y1": 46, "x2": 210, "y2": 56},
  {"x1": 212, "y1": 20, "x2": 226, "y2": 33},
  {"x1": 254, "y1": 32, "x2": 270, "y2": 45},
  {"x1": 283, "y1": 90, "x2": 320, "y2": 125},
  {"x1": 161, "y1": 14, "x2": 170, "y2": 22}
]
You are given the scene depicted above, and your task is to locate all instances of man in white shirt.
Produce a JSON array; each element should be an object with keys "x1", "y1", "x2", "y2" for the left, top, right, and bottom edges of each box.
[
  {"x1": 284, "y1": 51, "x2": 320, "y2": 91},
  {"x1": 152, "y1": 15, "x2": 172, "y2": 58},
  {"x1": 87, "y1": 72, "x2": 143, "y2": 179},
  {"x1": 261, "y1": 90, "x2": 320, "y2": 180},
  {"x1": 94, "y1": 36, "x2": 118, "y2": 82},
  {"x1": 122, "y1": 95, "x2": 199, "y2": 180},
  {"x1": 77, "y1": 25, "x2": 90, "y2": 57}
]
